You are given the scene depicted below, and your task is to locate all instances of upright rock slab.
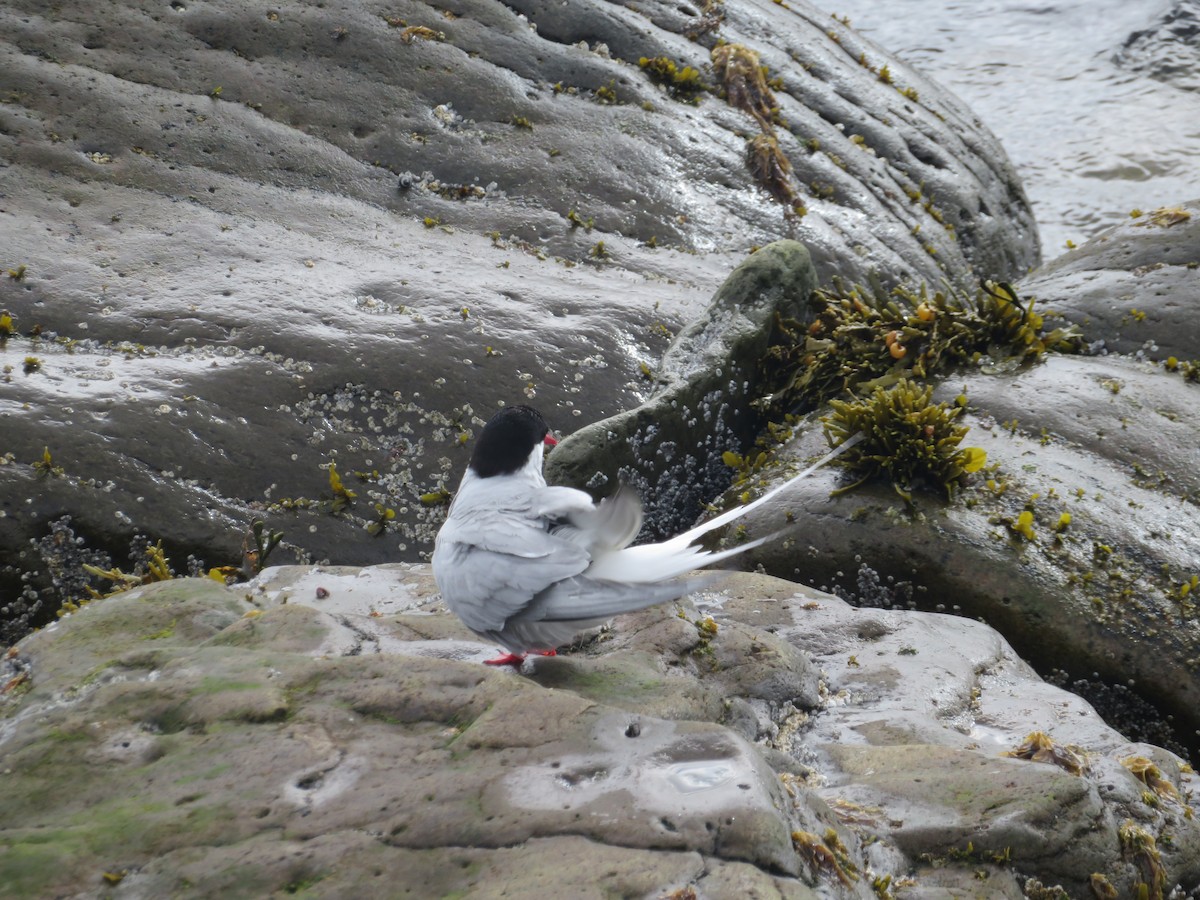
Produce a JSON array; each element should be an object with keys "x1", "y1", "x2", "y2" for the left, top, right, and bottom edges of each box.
[{"x1": 545, "y1": 238, "x2": 815, "y2": 535}]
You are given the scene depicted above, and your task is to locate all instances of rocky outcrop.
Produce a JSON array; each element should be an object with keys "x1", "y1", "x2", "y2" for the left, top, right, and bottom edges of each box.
[
  {"x1": 0, "y1": 0, "x2": 1037, "y2": 636},
  {"x1": 1018, "y1": 200, "x2": 1200, "y2": 359},
  {"x1": 543, "y1": 238, "x2": 818, "y2": 536},
  {"x1": 729, "y1": 202, "x2": 1200, "y2": 758},
  {"x1": 2, "y1": 566, "x2": 1196, "y2": 897},
  {"x1": 545, "y1": 200, "x2": 1200, "y2": 761},
  {"x1": 544, "y1": 201, "x2": 1196, "y2": 770}
]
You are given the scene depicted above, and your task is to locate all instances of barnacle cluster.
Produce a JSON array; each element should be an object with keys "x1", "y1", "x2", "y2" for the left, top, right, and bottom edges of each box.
[{"x1": 822, "y1": 379, "x2": 986, "y2": 502}]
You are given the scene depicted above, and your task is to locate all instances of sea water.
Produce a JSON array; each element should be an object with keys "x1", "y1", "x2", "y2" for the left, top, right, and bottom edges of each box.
[{"x1": 808, "y1": 0, "x2": 1200, "y2": 261}]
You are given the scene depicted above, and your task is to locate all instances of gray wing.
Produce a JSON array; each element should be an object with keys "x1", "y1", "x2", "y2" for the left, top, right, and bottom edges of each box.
[
  {"x1": 433, "y1": 506, "x2": 591, "y2": 633},
  {"x1": 515, "y1": 571, "x2": 721, "y2": 625}
]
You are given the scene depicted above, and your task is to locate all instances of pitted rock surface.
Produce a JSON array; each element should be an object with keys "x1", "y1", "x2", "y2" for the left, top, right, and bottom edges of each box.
[{"x1": 1, "y1": 566, "x2": 1197, "y2": 897}]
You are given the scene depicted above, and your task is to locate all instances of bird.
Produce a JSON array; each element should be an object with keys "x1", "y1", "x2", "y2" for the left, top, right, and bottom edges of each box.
[{"x1": 431, "y1": 404, "x2": 861, "y2": 665}]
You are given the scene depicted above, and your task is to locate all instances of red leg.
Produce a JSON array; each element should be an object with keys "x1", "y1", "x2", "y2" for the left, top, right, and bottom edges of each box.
[
  {"x1": 484, "y1": 652, "x2": 526, "y2": 666},
  {"x1": 482, "y1": 649, "x2": 556, "y2": 666}
]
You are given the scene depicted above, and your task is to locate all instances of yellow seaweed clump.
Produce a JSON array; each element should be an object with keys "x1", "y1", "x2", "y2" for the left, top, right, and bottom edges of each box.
[
  {"x1": 822, "y1": 378, "x2": 987, "y2": 502},
  {"x1": 1002, "y1": 731, "x2": 1085, "y2": 775},
  {"x1": 1118, "y1": 820, "x2": 1167, "y2": 900},
  {"x1": 638, "y1": 56, "x2": 708, "y2": 103},
  {"x1": 746, "y1": 133, "x2": 803, "y2": 214},
  {"x1": 1120, "y1": 756, "x2": 1180, "y2": 802},
  {"x1": 791, "y1": 829, "x2": 858, "y2": 886},
  {"x1": 765, "y1": 278, "x2": 1083, "y2": 426},
  {"x1": 711, "y1": 43, "x2": 778, "y2": 128}
]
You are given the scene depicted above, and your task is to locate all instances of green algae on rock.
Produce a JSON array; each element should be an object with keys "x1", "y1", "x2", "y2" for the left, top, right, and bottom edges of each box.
[{"x1": 3, "y1": 565, "x2": 1198, "y2": 897}]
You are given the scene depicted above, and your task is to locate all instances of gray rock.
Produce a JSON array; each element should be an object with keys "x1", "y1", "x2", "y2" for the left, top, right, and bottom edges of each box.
[
  {"x1": 1021, "y1": 198, "x2": 1200, "y2": 359},
  {"x1": 0, "y1": 0, "x2": 1036, "y2": 635},
  {"x1": 732, "y1": 351, "x2": 1200, "y2": 745},
  {"x1": 1116, "y1": 3, "x2": 1200, "y2": 94},
  {"x1": 2, "y1": 566, "x2": 1197, "y2": 898},
  {"x1": 689, "y1": 202, "x2": 1200, "y2": 762}
]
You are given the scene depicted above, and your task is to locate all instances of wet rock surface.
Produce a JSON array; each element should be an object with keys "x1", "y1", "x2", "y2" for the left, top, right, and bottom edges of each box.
[
  {"x1": 719, "y1": 206, "x2": 1200, "y2": 762},
  {"x1": 2, "y1": 566, "x2": 1197, "y2": 898},
  {"x1": 0, "y1": 0, "x2": 1036, "y2": 635},
  {"x1": 1018, "y1": 199, "x2": 1200, "y2": 360},
  {"x1": 1116, "y1": 1, "x2": 1200, "y2": 94},
  {"x1": 545, "y1": 197, "x2": 1200, "y2": 762}
]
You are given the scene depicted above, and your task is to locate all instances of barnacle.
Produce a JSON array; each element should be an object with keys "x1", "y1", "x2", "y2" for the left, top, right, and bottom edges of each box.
[{"x1": 822, "y1": 379, "x2": 986, "y2": 502}]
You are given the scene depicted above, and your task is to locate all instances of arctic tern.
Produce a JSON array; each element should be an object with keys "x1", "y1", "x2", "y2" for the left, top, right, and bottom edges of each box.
[{"x1": 432, "y1": 404, "x2": 860, "y2": 665}]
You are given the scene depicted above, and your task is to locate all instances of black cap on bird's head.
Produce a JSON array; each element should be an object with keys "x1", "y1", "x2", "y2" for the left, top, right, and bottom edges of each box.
[{"x1": 470, "y1": 405, "x2": 557, "y2": 478}]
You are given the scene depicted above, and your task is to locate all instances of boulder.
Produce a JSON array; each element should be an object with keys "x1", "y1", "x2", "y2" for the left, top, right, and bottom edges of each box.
[
  {"x1": 1017, "y1": 199, "x2": 1200, "y2": 360},
  {"x1": 544, "y1": 238, "x2": 818, "y2": 535},
  {"x1": 0, "y1": 0, "x2": 1037, "y2": 636},
  {"x1": 1, "y1": 565, "x2": 1196, "y2": 897},
  {"x1": 688, "y1": 205, "x2": 1200, "y2": 762}
]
